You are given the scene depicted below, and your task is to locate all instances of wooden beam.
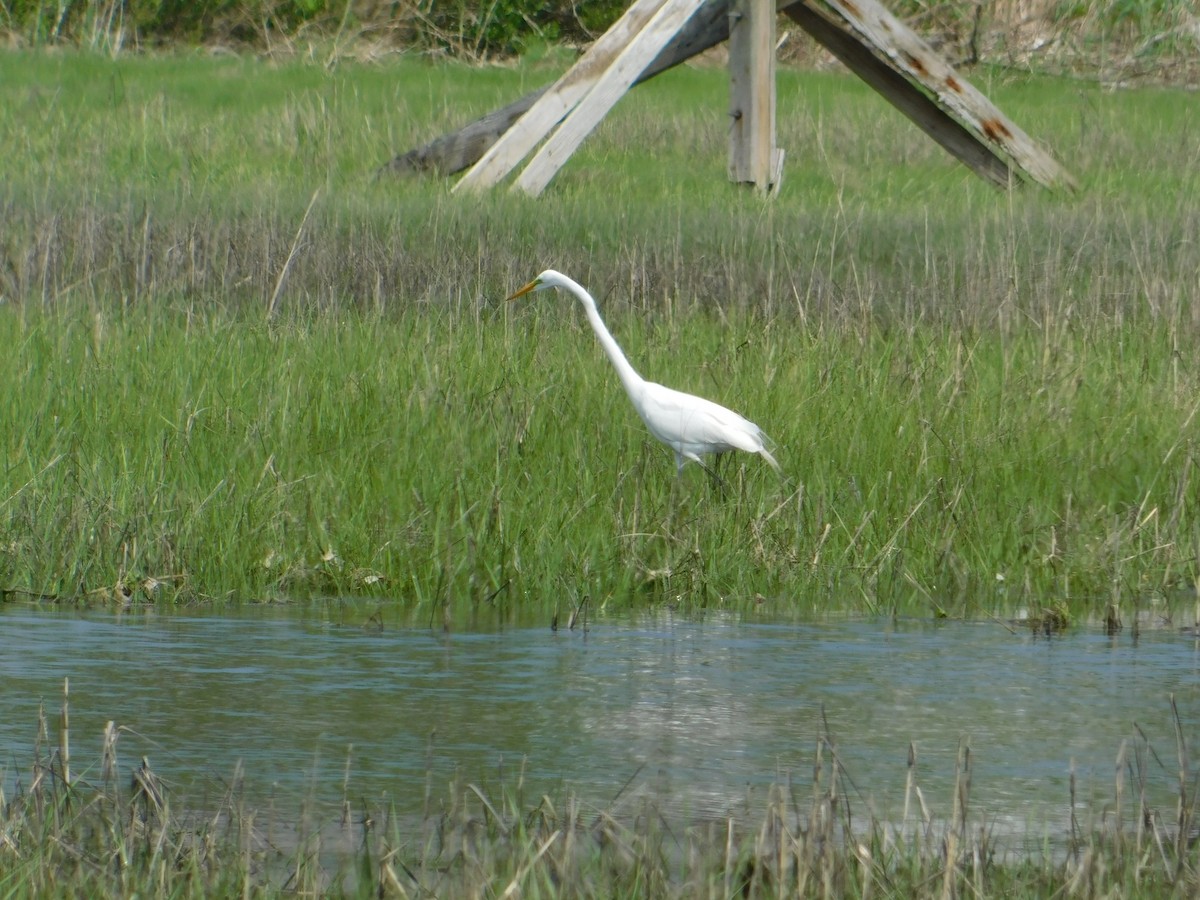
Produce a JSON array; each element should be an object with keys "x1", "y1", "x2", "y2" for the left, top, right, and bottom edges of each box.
[
  {"x1": 781, "y1": 1, "x2": 1016, "y2": 188},
  {"x1": 790, "y1": 0, "x2": 1076, "y2": 191},
  {"x1": 379, "y1": 0, "x2": 735, "y2": 179},
  {"x1": 728, "y1": 0, "x2": 778, "y2": 189},
  {"x1": 514, "y1": 0, "x2": 708, "y2": 197},
  {"x1": 455, "y1": 0, "x2": 669, "y2": 193}
]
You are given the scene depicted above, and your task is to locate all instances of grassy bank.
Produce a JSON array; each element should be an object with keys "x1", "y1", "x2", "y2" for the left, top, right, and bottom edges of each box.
[{"x1": 1, "y1": 50, "x2": 1199, "y2": 619}]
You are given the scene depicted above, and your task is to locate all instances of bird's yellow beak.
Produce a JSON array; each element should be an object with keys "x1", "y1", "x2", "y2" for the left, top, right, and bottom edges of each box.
[{"x1": 506, "y1": 278, "x2": 541, "y2": 302}]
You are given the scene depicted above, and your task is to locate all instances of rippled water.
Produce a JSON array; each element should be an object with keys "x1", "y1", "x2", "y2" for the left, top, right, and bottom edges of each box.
[{"x1": 2, "y1": 603, "x2": 1198, "y2": 840}]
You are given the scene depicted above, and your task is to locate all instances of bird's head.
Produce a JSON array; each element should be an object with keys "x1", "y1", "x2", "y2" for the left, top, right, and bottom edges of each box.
[{"x1": 506, "y1": 269, "x2": 568, "y2": 301}]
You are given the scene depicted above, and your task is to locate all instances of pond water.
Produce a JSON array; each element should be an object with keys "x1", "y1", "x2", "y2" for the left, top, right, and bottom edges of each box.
[{"x1": 2, "y1": 603, "x2": 1198, "y2": 845}]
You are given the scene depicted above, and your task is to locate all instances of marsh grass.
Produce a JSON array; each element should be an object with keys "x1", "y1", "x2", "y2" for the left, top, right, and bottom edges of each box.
[
  {"x1": 3, "y1": 298, "x2": 1199, "y2": 617},
  {"x1": 4, "y1": 689, "x2": 1198, "y2": 898},
  {"x1": 1, "y1": 51, "x2": 1199, "y2": 617}
]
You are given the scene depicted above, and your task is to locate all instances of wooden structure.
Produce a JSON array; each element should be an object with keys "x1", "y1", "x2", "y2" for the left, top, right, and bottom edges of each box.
[{"x1": 382, "y1": 0, "x2": 1075, "y2": 196}]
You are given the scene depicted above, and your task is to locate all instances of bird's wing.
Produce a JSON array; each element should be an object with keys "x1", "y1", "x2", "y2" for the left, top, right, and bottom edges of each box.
[{"x1": 636, "y1": 381, "x2": 766, "y2": 453}]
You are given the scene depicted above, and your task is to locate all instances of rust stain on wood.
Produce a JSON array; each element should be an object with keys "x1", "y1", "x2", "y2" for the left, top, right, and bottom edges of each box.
[
  {"x1": 904, "y1": 51, "x2": 927, "y2": 76},
  {"x1": 945, "y1": 75, "x2": 962, "y2": 93},
  {"x1": 840, "y1": 0, "x2": 861, "y2": 20},
  {"x1": 981, "y1": 118, "x2": 1014, "y2": 143}
]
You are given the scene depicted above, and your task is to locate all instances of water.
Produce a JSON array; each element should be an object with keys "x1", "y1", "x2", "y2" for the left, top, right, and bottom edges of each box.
[{"x1": 2, "y1": 603, "x2": 1198, "y2": 842}]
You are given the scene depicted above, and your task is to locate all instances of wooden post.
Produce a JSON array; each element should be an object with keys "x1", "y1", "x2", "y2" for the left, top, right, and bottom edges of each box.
[{"x1": 728, "y1": 0, "x2": 782, "y2": 191}]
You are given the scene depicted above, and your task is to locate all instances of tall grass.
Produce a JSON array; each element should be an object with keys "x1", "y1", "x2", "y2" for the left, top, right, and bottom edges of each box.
[
  {"x1": 0, "y1": 50, "x2": 1198, "y2": 618},
  {"x1": 2, "y1": 296, "x2": 1197, "y2": 617}
]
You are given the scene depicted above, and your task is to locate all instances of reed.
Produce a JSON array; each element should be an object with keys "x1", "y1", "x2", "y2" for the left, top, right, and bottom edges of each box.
[{"x1": 3, "y1": 690, "x2": 1197, "y2": 898}]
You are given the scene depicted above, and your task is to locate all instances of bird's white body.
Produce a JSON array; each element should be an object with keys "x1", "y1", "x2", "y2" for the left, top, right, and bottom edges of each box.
[{"x1": 508, "y1": 269, "x2": 780, "y2": 476}]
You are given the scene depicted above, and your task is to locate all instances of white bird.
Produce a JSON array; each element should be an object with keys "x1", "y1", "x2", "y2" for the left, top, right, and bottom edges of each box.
[{"x1": 506, "y1": 269, "x2": 780, "y2": 477}]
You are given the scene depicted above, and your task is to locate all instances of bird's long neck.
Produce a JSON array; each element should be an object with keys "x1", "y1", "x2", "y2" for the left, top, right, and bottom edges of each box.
[{"x1": 572, "y1": 284, "x2": 644, "y2": 398}]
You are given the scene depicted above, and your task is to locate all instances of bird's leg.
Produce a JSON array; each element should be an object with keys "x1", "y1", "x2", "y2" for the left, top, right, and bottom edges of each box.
[
  {"x1": 668, "y1": 451, "x2": 688, "y2": 518},
  {"x1": 704, "y1": 453, "x2": 731, "y2": 498}
]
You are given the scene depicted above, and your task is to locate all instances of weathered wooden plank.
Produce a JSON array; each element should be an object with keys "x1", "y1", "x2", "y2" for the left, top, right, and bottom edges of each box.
[
  {"x1": 805, "y1": 0, "x2": 1076, "y2": 190},
  {"x1": 455, "y1": 0, "x2": 669, "y2": 193},
  {"x1": 379, "y1": 88, "x2": 545, "y2": 177},
  {"x1": 379, "y1": 0, "x2": 735, "y2": 179},
  {"x1": 728, "y1": 0, "x2": 778, "y2": 189},
  {"x1": 515, "y1": 0, "x2": 708, "y2": 197},
  {"x1": 781, "y1": 0, "x2": 1017, "y2": 189}
]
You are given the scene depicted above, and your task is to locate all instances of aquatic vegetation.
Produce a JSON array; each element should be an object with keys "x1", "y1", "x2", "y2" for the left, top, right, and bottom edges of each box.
[{"x1": 3, "y1": 687, "x2": 1197, "y2": 898}]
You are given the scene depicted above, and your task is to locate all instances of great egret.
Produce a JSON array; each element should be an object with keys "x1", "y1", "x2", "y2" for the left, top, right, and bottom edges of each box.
[{"x1": 506, "y1": 269, "x2": 780, "y2": 477}]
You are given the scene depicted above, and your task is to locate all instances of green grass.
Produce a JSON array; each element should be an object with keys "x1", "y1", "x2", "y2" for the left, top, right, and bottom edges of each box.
[
  {"x1": 0, "y1": 49, "x2": 1198, "y2": 621},
  {"x1": 2, "y1": 302, "x2": 1197, "y2": 619}
]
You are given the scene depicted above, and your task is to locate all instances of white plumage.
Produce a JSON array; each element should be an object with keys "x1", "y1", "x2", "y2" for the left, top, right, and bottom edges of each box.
[{"x1": 507, "y1": 269, "x2": 780, "y2": 476}]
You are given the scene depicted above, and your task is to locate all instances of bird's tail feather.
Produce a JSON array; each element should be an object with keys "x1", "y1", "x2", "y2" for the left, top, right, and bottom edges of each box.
[{"x1": 759, "y1": 447, "x2": 781, "y2": 472}]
